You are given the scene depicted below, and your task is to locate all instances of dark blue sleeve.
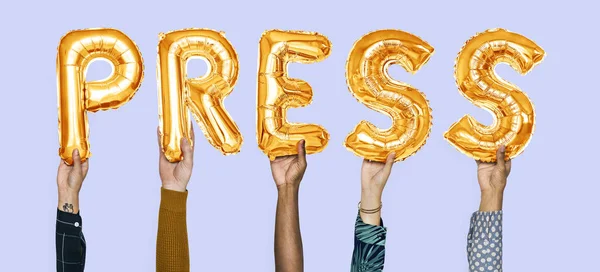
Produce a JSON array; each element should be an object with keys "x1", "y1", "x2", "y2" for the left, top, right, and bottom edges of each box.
[{"x1": 56, "y1": 209, "x2": 86, "y2": 272}]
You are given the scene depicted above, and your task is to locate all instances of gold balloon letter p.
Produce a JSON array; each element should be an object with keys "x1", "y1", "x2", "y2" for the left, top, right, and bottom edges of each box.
[
  {"x1": 257, "y1": 30, "x2": 331, "y2": 160},
  {"x1": 57, "y1": 28, "x2": 144, "y2": 165},
  {"x1": 158, "y1": 29, "x2": 242, "y2": 162}
]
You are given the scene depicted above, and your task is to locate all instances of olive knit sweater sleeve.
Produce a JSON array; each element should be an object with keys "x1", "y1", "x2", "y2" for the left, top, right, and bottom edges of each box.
[{"x1": 157, "y1": 187, "x2": 190, "y2": 272}]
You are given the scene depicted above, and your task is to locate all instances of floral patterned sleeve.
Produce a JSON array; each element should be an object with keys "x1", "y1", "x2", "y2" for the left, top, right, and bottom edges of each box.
[
  {"x1": 351, "y1": 213, "x2": 386, "y2": 272},
  {"x1": 467, "y1": 211, "x2": 503, "y2": 272}
]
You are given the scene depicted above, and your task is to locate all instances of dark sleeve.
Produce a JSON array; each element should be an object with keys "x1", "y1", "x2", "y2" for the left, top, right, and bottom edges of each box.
[
  {"x1": 351, "y1": 213, "x2": 386, "y2": 272},
  {"x1": 56, "y1": 209, "x2": 86, "y2": 272},
  {"x1": 467, "y1": 211, "x2": 503, "y2": 272}
]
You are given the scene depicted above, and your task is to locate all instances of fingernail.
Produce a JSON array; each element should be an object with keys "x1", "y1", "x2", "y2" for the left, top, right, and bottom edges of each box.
[
  {"x1": 74, "y1": 149, "x2": 79, "y2": 156},
  {"x1": 500, "y1": 145, "x2": 506, "y2": 152}
]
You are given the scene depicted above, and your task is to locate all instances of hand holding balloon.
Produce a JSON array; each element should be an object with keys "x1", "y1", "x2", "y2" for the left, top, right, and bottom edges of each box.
[
  {"x1": 359, "y1": 152, "x2": 396, "y2": 226},
  {"x1": 477, "y1": 145, "x2": 511, "y2": 211},
  {"x1": 57, "y1": 149, "x2": 89, "y2": 214},
  {"x1": 158, "y1": 127, "x2": 195, "y2": 192},
  {"x1": 270, "y1": 140, "x2": 307, "y2": 190}
]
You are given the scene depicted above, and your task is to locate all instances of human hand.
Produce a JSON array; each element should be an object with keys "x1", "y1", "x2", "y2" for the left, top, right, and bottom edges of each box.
[
  {"x1": 359, "y1": 152, "x2": 395, "y2": 225},
  {"x1": 477, "y1": 145, "x2": 512, "y2": 211},
  {"x1": 270, "y1": 140, "x2": 307, "y2": 191},
  {"x1": 158, "y1": 127, "x2": 195, "y2": 192},
  {"x1": 57, "y1": 149, "x2": 89, "y2": 213},
  {"x1": 361, "y1": 152, "x2": 396, "y2": 199}
]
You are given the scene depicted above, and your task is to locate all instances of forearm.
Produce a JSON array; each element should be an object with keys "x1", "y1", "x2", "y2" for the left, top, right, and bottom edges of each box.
[
  {"x1": 58, "y1": 189, "x2": 80, "y2": 214},
  {"x1": 479, "y1": 190, "x2": 504, "y2": 212},
  {"x1": 275, "y1": 184, "x2": 303, "y2": 272},
  {"x1": 157, "y1": 188, "x2": 190, "y2": 272}
]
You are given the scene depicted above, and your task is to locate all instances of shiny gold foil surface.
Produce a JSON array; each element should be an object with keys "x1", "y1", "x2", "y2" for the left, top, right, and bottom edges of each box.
[
  {"x1": 345, "y1": 30, "x2": 434, "y2": 162},
  {"x1": 57, "y1": 28, "x2": 144, "y2": 165},
  {"x1": 157, "y1": 29, "x2": 242, "y2": 162},
  {"x1": 256, "y1": 30, "x2": 331, "y2": 160},
  {"x1": 445, "y1": 28, "x2": 545, "y2": 162}
]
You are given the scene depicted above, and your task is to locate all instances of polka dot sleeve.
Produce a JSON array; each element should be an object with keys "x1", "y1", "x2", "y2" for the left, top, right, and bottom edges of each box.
[{"x1": 467, "y1": 211, "x2": 503, "y2": 272}]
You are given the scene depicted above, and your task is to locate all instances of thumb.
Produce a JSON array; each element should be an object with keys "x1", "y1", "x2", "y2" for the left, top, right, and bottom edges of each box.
[
  {"x1": 496, "y1": 145, "x2": 506, "y2": 168},
  {"x1": 382, "y1": 152, "x2": 396, "y2": 178},
  {"x1": 181, "y1": 137, "x2": 194, "y2": 166},
  {"x1": 72, "y1": 149, "x2": 82, "y2": 169},
  {"x1": 297, "y1": 139, "x2": 307, "y2": 167}
]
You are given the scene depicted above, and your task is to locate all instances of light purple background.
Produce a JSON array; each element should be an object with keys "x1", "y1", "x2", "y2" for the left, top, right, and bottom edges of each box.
[{"x1": 1, "y1": 0, "x2": 598, "y2": 271}]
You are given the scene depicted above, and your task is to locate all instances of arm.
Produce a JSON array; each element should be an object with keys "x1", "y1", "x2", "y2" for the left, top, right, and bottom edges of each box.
[
  {"x1": 272, "y1": 140, "x2": 307, "y2": 272},
  {"x1": 156, "y1": 128, "x2": 195, "y2": 272},
  {"x1": 56, "y1": 149, "x2": 88, "y2": 272},
  {"x1": 351, "y1": 153, "x2": 395, "y2": 272},
  {"x1": 467, "y1": 146, "x2": 510, "y2": 272}
]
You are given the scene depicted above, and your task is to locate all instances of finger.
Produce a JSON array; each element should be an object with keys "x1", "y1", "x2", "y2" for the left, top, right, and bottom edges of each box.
[
  {"x1": 72, "y1": 149, "x2": 82, "y2": 170},
  {"x1": 297, "y1": 139, "x2": 307, "y2": 167},
  {"x1": 505, "y1": 159, "x2": 512, "y2": 173},
  {"x1": 156, "y1": 127, "x2": 169, "y2": 162},
  {"x1": 59, "y1": 156, "x2": 71, "y2": 168},
  {"x1": 181, "y1": 137, "x2": 194, "y2": 166},
  {"x1": 496, "y1": 145, "x2": 506, "y2": 168},
  {"x1": 81, "y1": 159, "x2": 90, "y2": 178},
  {"x1": 190, "y1": 125, "x2": 196, "y2": 147},
  {"x1": 382, "y1": 152, "x2": 396, "y2": 177},
  {"x1": 156, "y1": 127, "x2": 164, "y2": 153}
]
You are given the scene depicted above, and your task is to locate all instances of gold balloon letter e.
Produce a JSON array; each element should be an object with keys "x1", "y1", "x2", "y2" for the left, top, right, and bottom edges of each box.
[{"x1": 256, "y1": 30, "x2": 331, "y2": 160}]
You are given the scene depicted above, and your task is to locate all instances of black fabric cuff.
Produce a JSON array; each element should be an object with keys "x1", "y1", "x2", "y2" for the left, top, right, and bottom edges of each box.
[{"x1": 56, "y1": 209, "x2": 82, "y2": 234}]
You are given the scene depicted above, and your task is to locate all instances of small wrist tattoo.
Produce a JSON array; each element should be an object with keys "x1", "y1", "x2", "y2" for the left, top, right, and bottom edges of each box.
[{"x1": 62, "y1": 203, "x2": 74, "y2": 213}]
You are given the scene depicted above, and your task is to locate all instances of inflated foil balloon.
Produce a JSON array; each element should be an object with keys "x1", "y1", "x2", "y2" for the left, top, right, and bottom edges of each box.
[
  {"x1": 57, "y1": 28, "x2": 144, "y2": 165},
  {"x1": 345, "y1": 30, "x2": 434, "y2": 162},
  {"x1": 157, "y1": 29, "x2": 242, "y2": 162},
  {"x1": 444, "y1": 28, "x2": 545, "y2": 162},
  {"x1": 256, "y1": 30, "x2": 331, "y2": 160}
]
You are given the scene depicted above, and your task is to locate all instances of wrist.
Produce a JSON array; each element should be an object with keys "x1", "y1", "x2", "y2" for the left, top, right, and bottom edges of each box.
[
  {"x1": 479, "y1": 190, "x2": 504, "y2": 212},
  {"x1": 358, "y1": 200, "x2": 382, "y2": 226},
  {"x1": 277, "y1": 183, "x2": 299, "y2": 191},
  {"x1": 277, "y1": 183, "x2": 299, "y2": 199},
  {"x1": 162, "y1": 184, "x2": 186, "y2": 192},
  {"x1": 360, "y1": 189, "x2": 382, "y2": 226},
  {"x1": 481, "y1": 189, "x2": 504, "y2": 199},
  {"x1": 58, "y1": 193, "x2": 80, "y2": 214},
  {"x1": 361, "y1": 189, "x2": 382, "y2": 204}
]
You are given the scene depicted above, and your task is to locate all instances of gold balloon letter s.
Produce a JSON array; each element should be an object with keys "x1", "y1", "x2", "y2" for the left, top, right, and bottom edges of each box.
[
  {"x1": 257, "y1": 30, "x2": 331, "y2": 160},
  {"x1": 57, "y1": 28, "x2": 144, "y2": 165},
  {"x1": 345, "y1": 30, "x2": 434, "y2": 162},
  {"x1": 445, "y1": 28, "x2": 545, "y2": 162},
  {"x1": 158, "y1": 29, "x2": 242, "y2": 162}
]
